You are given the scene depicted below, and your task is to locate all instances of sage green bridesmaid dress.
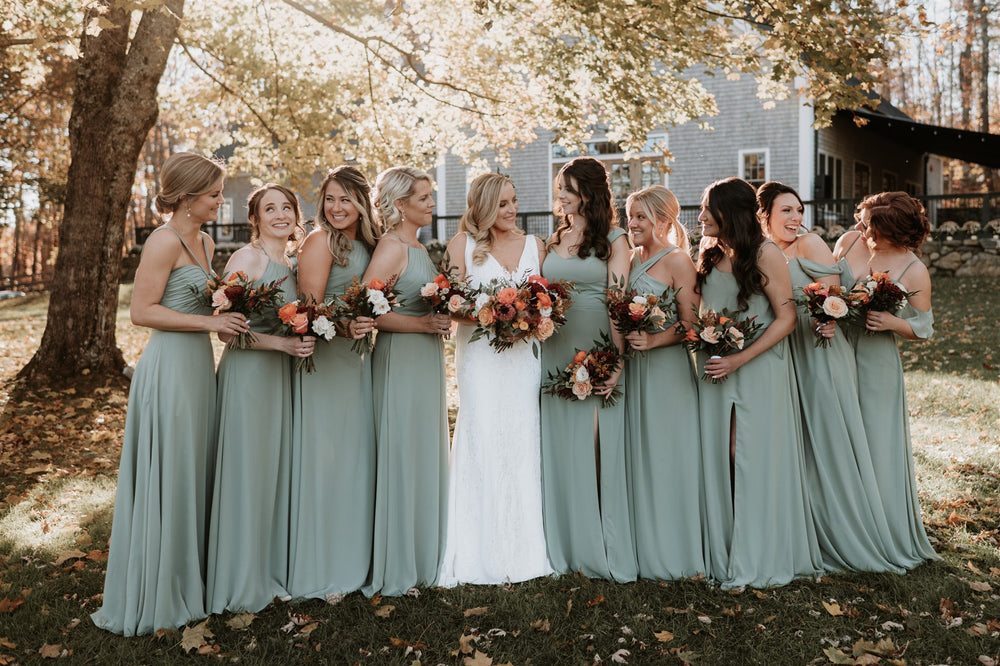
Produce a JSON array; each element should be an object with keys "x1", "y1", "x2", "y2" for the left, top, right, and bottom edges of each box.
[
  {"x1": 624, "y1": 247, "x2": 705, "y2": 580},
  {"x1": 365, "y1": 243, "x2": 448, "y2": 596},
  {"x1": 842, "y1": 254, "x2": 938, "y2": 567},
  {"x1": 539, "y1": 228, "x2": 638, "y2": 582},
  {"x1": 287, "y1": 243, "x2": 375, "y2": 598},
  {"x1": 698, "y1": 250, "x2": 823, "y2": 589},
  {"x1": 205, "y1": 259, "x2": 297, "y2": 613},
  {"x1": 91, "y1": 228, "x2": 217, "y2": 635},
  {"x1": 787, "y1": 256, "x2": 902, "y2": 574}
]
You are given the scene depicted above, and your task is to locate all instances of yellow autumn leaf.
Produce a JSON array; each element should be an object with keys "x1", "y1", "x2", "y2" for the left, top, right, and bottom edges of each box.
[
  {"x1": 181, "y1": 619, "x2": 214, "y2": 653},
  {"x1": 822, "y1": 646, "x2": 853, "y2": 664},
  {"x1": 969, "y1": 580, "x2": 993, "y2": 593},
  {"x1": 463, "y1": 649, "x2": 493, "y2": 666},
  {"x1": 37, "y1": 644, "x2": 62, "y2": 659},
  {"x1": 653, "y1": 630, "x2": 674, "y2": 643},
  {"x1": 464, "y1": 606, "x2": 488, "y2": 617},
  {"x1": 375, "y1": 604, "x2": 395, "y2": 618},
  {"x1": 529, "y1": 618, "x2": 550, "y2": 632},
  {"x1": 822, "y1": 600, "x2": 844, "y2": 616}
]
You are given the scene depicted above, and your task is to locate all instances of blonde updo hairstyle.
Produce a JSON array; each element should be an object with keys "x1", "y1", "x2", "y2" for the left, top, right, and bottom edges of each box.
[
  {"x1": 315, "y1": 166, "x2": 381, "y2": 266},
  {"x1": 626, "y1": 185, "x2": 689, "y2": 254},
  {"x1": 154, "y1": 151, "x2": 226, "y2": 218},
  {"x1": 373, "y1": 166, "x2": 433, "y2": 230},
  {"x1": 246, "y1": 183, "x2": 304, "y2": 248},
  {"x1": 460, "y1": 173, "x2": 520, "y2": 266}
]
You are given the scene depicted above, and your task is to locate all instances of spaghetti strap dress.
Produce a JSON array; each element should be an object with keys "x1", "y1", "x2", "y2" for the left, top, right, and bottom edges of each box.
[
  {"x1": 287, "y1": 243, "x2": 376, "y2": 598},
  {"x1": 205, "y1": 259, "x2": 297, "y2": 613},
  {"x1": 624, "y1": 246, "x2": 705, "y2": 580},
  {"x1": 698, "y1": 245, "x2": 823, "y2": 588},
  {"x1": 787, "y1": 255, "x2": 902, "y2": 573},
  {"x1": 539, "y1": 227, "x2": 638, "y2": 582},
  {"x1": 843, "y1": 254, "x2": 938, "y2": 567},
  {"x1": 365, "y1": 243, "x2": 448, "y2": 596},
  {"x1": 92, "y1": 227, "x2": 217, "y2": 635}
]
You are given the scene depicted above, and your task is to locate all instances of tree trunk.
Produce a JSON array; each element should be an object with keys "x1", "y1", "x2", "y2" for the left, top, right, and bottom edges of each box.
[{"x1": 19, "y1": 0, "x2": 184, "y2": 385}]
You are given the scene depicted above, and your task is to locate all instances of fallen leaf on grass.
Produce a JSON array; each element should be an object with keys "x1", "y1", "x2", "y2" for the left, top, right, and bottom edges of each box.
[
  {"x1": 586, "y1": 595, "x2": 605, "y2": 608},
  {"x1": 37, "y1": 644, "x2": 63, "y2": 659},
  {"x1": 0, "y1": 639, "x2": 14, "y2": 649},
  {"x1": 529, "y1": 618, "x2": 550, "y2": 632},
  {"x1": 375, "y1": 604, "x2": 395, "y2": 618},
  {"x1": 181, "y1": 620, "x2": 214, "y2": 653},
  {"x1": 610, "y1": 648, "x2": 630, "y2": 663},
  {"x1": 880, "y1": 621, "x2": 904, "y2": 631},
  {"x1": 85, "y1": 551, "x2": 107, "y2": 562},
  {"x1": 451, "y1": 633, "x2": 478, "y2": 656},
  {"x1": 822, "y1": 647, "x2": 853, "y2": 664},
  {"x1": 696, "y1": 615, "x2": 712, "y2": 625},
  {"x1": 0, "y1": 598, "x2": 23, "y2": 614},
  {"x1": 979, "y1": 656, "x2": 997, "y2": 666},
  {"x1": 822, "y1": 601, "x2": 844, "y2": 616},
  {"x1": 226, "y1": 612, "x2": 256, "y2": 630},
  {"x1": 464, "y1": 606, "x2": 488, "y2": 618},
  {"x1": 653, "y1": 630, "x2": 673, "y2": 643},
  {"x1": 463, "y1": 650, "x2": 492, "y2": 666},
  {"x1": 968, "y1": 622, "x2": 989, "y2": 636},
  {"x1": 967, "y1": 561, "x2": 984, "y2": 575},
  {"x1": 968, "y1": 580, "x2": 993, "y2": 593},
  {"x1": 853, "y1": 654, "x2": 880, "y2": 665}
]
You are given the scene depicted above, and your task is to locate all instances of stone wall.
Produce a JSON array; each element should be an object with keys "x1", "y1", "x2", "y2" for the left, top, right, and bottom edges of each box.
[{"x1": 919, "y1": 236, "x2": 1000, "y2": 277}]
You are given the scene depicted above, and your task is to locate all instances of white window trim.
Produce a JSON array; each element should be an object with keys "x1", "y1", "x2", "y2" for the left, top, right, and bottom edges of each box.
[{"x1": 737, "y1": 148, "x2": 770, "y2": 184}]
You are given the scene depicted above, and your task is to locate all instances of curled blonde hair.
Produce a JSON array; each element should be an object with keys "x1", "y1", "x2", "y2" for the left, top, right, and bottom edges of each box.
[
  {"x1": 459, "y1": 173, "x2": 519, "y2": 265},
  {"x1": 373, "y1": 166, "x2": 433, "y2": 230},
  {"x1": 154, "y1": 152, "x2": 226, "y2": 216},
  {"x1": 626, "y1": 185, "x2": 689, "y2": 254},
  {"x1": 315, "y1": 166, "x2": 381, "y2": 266}
]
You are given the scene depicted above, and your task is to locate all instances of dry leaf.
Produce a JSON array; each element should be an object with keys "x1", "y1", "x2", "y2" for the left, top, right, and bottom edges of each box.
[
  {"x1": 822, "y1": 646, "x2": 853, "y2": 664},
  {"x1": 822, "y1": 601, "x2": 844, "y2": 616},
  {"x1": 375, "y1": 604, "x2": 395, "y2": 618},
  {"x1": 969, "y1": 580, "x2": 993, "y2": 593},
  {"x1": 181, "y1": 619, "x2": 214, "y2": 653},
  {"x1": 37, "y1": 644, "x2": 62, "y2": 659},
  {"x1": 979, "y1": 656, "x2": 997, "y2": 666},
  {"x1": 586, "y1": 595, "x2": 606, "y2": 608},
  {"x1": 967, "y1": 561, "x2": 984, "y2": 575},
  {"x1": 54, "y1": 550, "x2": 87, "y2": 566},
  {"x1": 566, "y1": 599, "x2": 573, "y2": 617},
  {"x1": 464, "y1": 606, "x2": 489, "y2": 617},
  {"x1": 653, "y1": 630, "x2": 674, "y2": 643},
  {"x1": 529, "y1": 618, "x2": 550, "y2": 632},
  {"x1": 0, "y1": 598, "x2": 23, "y2": 614},
  {"x1": 85, "y1": 550, "x2": 107, "y2": 562},
  {"x1": 853, "y1": 654, "x2": 881, "y2": 665},
  {"x1": 226, "y1": 612, "x2": 256, "y2": 630},
  {"x1": 0, "y1": 639, "x2": 15, "y2": 649},
  {"x1": 610, "y1": 648, "x2": 630, "y2": 663},
  {"x1": 453, "y1": 633, "x2": 478, "y2": 656},
  {"x1": 968, "y1": 622, "x2": 989, "y2": 636},
  {"x1": 463, "y1": 650, "x2": 493, "y2": 666}
]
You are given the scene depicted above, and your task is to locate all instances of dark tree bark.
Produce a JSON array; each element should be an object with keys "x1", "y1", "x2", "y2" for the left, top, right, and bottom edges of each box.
[{"x1": 19, "y1": 0, "x2": 184, "y2": 384}]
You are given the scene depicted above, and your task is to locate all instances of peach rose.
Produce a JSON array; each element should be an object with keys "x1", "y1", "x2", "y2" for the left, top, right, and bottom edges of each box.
[
  {"x1": 419, "y1": 282, "x2": 438, "y2": 297},
  {"x1": 628, "y1": 302, "x2": 647, "y2": 320},
  {"x1": 821, "y1": 295, "x2": 849, "y2": 319},
  {"x1": 571, "y1": 380, "x2": 592, "y2": 400},
  {"x1": 535, "y1": 317, "x2": 555, "y2": 340},
  {"x1": 368, "y1": 278, "x2": 386, "y2": 290},
  {"x1": 478, "y1": 307, "x2": 495, "y2": 326},
  {"x1": 497, "y1": 287, "x2": 518, "y2": 305},
  {"x1": 700, "y1": 326, "x2": 721, "y2": 344},
  {"x1": 212, "y1": 289, "x2": 231, "y2": 311},
  {"x1": 528, "y1": 275, "x2": 549, "y2": 288},
  {"x1": 290, "y1": 312, "x2": 309, "y2": 334},
  {"x1": 447, "y1": 294, "x2": 466, "y2": 312}
]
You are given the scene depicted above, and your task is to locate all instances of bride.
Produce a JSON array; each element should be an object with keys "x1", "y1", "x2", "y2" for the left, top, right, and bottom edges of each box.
[{"x1": 437, "y1": 173, "x2": 554, "y2": 585}]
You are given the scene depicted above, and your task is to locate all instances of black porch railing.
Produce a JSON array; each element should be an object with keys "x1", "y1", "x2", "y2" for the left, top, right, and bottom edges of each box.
[{"x1": 131, "y1": 191, "x2": 1000, "y2": 247}]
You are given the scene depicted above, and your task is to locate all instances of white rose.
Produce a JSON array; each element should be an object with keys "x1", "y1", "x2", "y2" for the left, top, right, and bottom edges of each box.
[
  {"x1": 821, "y1": 295, "x2": 849, "y2": 319},
  {"x1": 368, "y1": 289, "x2": 391, "y2": 316},
  {"x1": 312, "y1": 315, "x2": 336, "y2": 340},
  {"x1": 540, "y1": 306, "x2": 552, "y2": 317},
  {"x1": 474, "y1": 292, "x2": 491, "y2": 314},
  {"x1": 574, "y1": 365, "x2": 590, "y2": 382},
  {"x1": 632, "y1": 294, "x2": 647, "y2": 304}
]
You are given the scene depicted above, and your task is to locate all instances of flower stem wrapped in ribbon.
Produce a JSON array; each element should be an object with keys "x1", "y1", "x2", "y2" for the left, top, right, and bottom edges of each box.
[
  {"x1": 845, "y1": 271, "x2": 919, "y2": 336},
  {"x1": 277, "y1": 297, "x2": 338, "y2": 373},
  {"x1": 541, "y1": 330, "x2": 624, "y2": 406},
  {"x1": 469, "y1": 274, "x2": 574, "y2": 356},
  {"x1": 192, "y1": 271, "x2": 288, "y2": 350},
  {"x1": 791, "y1": 281, "x2": 851, "y2": 348},
  {"x1": 605, "y1": 273, "x2": 680, "y2": 357},
  {"x1": 333, "y1": 276, "x2": 401, "y2": 355},
  {"x1": 679, "y1": 307, "x2": 764, "y2": 383}
]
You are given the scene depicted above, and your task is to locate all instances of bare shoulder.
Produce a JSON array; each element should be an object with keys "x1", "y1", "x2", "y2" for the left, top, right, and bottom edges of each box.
[
  {"x1": 797, "y1": 232, "x2": 835, "y2": 263},
  {"x1": 446, "y1": 231, "x2": 468, "y2": 256},
  {"x1": 833, "y1": 229, "x2": 862, "y2": 258},
  {"x1": 225, "y1": 245, "x2": 268, "y2": 280}
]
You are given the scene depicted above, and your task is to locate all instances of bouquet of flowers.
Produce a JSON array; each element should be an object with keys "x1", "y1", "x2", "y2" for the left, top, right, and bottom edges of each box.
[
  {"x1": 680, "y1": 307, "x2": 764, "y2": 383},
  {"x1": 541, "y1": 331, "x2": 624, "y2": 406},
  {"x1": 605, "y1": 276, "x2": 679, "y2": 357},
  {"x1": 333, "y1": 276, "x2": 401, "y2": 355},
  {"x1": 419, "y1": 262, "x2": 475, "y2": 317},
  {"x1": 193, "y1": 271, "x2": 288, "y2": 350},
  {"x1": 469, "y1": 274, "x2": 574, "y2": 355},
  {"x1": 845, "y1": 272, "x2": 918, "y2": 336},
  {"x1": 791, "y1": 282, "x2": 851, "y2": 348},
  {"x1": 277, "y1": 298, "x2": 338, "y2": 373}
]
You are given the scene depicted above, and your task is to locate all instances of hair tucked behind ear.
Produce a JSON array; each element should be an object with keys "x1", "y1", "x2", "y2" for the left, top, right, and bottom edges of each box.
[
  {"x1": 154, "y1": 152, "x2": 226, "y2": 218},
  {"x1": 547, "y1": 156, "x2": 618, "y2": 259},
  {"x1": 373, "y1": 166, "x2": 433, "y2": 231},
  {"x1": 855, "y1": 191, "x2": 930, "y2": 253},
  {"x1": 460, "y1": 173, "x2": 518, "y2": 265},
  {"x1": 696, "y1": 177, "x2": 767, "y2": 311},
  {"x1": 626, "y1": 185, "x2": 688, "y2": 254},
  {"x1": 314, "y1": 166, "x2": 381, "y2": 266}
]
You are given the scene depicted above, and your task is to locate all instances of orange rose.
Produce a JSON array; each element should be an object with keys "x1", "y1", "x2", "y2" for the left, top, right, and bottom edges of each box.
[
  {"x1": 368, "y1": 278, "x2": 386, "y2": 290},
  {"x1": 573, "y1": 350, "x2": 588, "y2": 363},
  {"x1": 497, "y1": 287, "x2": 518, "y2": 305},
  {"x1": 718, "y1": 316, "x2": 731, "y2": 325},
  {"x1": 434, "y1": 274, "x2": 450, "y2": 289},
  {"x1": 226, "y1": 270, "x2": 248, "y2": 283},
  {"x1": 685, "y1": 327, "x2": 698, "y2": 342},
  {"x1": 536, "y1": 292, "x2": 552, "y2": 308},
  {"x1": 290, "y1": 312, "x2": 309, "y2": 334},
  {"x1": 278, "y1": 302, "x2": 299, "y2": 324},
  {"x1": 871, "y1": 271, "x2": 890, "y2": 282},
  {"x1": 514, "y1": 300, "x2": 527, "y2": 311}
]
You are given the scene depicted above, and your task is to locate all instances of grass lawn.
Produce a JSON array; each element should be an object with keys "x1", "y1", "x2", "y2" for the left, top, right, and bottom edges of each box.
[{"x1": 0, "y1": 276, "x2": 998, "y2": 664}]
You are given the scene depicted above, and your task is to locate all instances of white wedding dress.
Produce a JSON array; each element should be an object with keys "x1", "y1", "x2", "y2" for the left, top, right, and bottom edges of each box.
[{"x1": 437, "y1": 233, "x2": 554, "y2": 586}]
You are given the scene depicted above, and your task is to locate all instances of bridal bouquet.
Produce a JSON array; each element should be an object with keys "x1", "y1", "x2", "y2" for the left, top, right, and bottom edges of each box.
[
  {"x1": 333, "y1": 276, "x2": 400, "y2": 355},
  {"x1": 277, "y1": 298, "x2": 337, "y2": 373},
  {"x1": 605, "y1": 275, "x2": 679, "y2": 357},
  {"x1": 792, "y1": 282, "x2": 851, "y2": 348},
  {"x1": 469, "y1": 274, "x2": 574, "y2": 354},
  {"x1": 845, "y1": 272, "x2": 918, "y2": 336},
  {"x1": 680, "y1": 307, "x2": 764, "y2": 383},
  {"x1": 542, "y1": 331, "x2": 624, "y2": 406},
  {"x1": 193, "y1": 271, "x2": 288, "y2": 350},
  {"x1": 419, "y1": 261, "x2": 475, "y2": 317}
]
